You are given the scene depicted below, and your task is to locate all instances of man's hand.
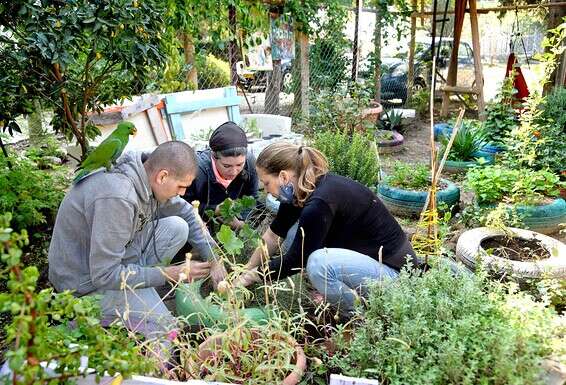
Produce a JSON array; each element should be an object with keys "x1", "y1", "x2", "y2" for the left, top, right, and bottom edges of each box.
[
  {"x1": 163, "y1": 261, "x2": 211, "y2": 282},
  {"x1": 209, "y1": 259, "x2": 227, "y2": 288}
]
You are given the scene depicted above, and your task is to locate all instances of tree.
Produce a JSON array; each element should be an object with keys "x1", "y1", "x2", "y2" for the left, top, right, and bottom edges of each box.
[{"x1": 0, "y1": 0, "x2": 167, "y2": 158}]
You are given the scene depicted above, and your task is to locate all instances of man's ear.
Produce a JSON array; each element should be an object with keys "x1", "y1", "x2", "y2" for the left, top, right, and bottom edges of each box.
[{"x1": 156, "y1": 169, "x2": 169, "y2": 185}]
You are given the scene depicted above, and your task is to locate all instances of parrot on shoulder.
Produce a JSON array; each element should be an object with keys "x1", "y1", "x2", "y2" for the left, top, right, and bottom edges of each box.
[{"x1": 73, "y1": 121, "x2": 137, "y2": 184}]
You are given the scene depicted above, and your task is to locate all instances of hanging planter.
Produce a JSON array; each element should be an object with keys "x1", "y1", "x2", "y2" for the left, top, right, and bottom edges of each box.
[
  {"x1": 377, "y1": 178, "x2": 460, "y2": 217},
  {"x1": 456, "y1": 227, "x2": 566, "y2": 281}
]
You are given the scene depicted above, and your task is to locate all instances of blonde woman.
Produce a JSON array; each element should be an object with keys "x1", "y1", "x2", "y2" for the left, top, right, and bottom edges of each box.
[{"x1": 234, "y1": 142, "x2": 417, "y2": 318}]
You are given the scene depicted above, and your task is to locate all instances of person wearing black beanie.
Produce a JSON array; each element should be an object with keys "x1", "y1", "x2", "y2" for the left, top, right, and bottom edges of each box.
[{"x1": 182, "y1": 121, "x2": 258, "y2": 230}]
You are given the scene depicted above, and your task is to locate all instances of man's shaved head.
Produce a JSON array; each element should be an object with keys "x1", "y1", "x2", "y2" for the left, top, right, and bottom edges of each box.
[{"x1": 144, "y1": 141, "x2": 197, "y2": 179}]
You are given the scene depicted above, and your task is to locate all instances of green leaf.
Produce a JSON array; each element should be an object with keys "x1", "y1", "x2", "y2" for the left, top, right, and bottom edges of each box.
[{"x1": 217, "y1": 224, "x2": 243, "y2": 255}]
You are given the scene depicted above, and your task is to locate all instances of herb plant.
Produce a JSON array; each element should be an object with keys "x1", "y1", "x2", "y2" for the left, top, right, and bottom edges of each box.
[
  {"x1": 313, "y1": 129, "x2": 380, "y2": 187},
  {"x1": 465, "y1": 165, "x2": 563, "y2": 205},
  {"x1": 385, "y1": 162, "x2": 430, "y2": 191},
  {"x1": 0, "y1": 213, "x2": 156, "y2": 384},
  {"x1": 329, "y1": 262, "x2": 565, "y2": 385}
]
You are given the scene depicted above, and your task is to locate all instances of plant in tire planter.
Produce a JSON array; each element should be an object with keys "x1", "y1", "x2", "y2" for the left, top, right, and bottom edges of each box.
[
  {"x1": 439, "y1": 122, "x2": 492, "y2": 173},
  {"x1": 456, "y1": 226, "x2": 566, "y2": 281},
  {"x1": 465, "y1": 165, "x2": 566, "y2": 234},
  {"x1": 378, "y1": 162, "x2": 460, "y2": 217}
]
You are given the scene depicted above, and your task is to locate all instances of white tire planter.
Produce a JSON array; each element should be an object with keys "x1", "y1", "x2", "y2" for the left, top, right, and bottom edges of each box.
[{"x1": 456, "y1": 227, "x2": 566, "y2": 280}]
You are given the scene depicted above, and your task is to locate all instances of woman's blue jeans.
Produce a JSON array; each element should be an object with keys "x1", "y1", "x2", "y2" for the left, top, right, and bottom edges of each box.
[{"x1": 280, "y1": 223, "x2": 404, "y2": 316}]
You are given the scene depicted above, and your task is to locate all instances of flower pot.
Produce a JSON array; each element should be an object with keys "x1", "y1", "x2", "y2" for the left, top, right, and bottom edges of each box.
[
  {"x1": 198, "y1": 329, "x2": 306, "y2": 385},
  {"x1": 456, "y1": 227, "x2": 566, "y2": 280},
  {"x1": 377, "y1": 178, "x2": 460, "y2": 217},
  {"x1": 376, "y1": 130, "x2": 404, "y2": 154},
  {"x1": 357, "y1": 102, "x2": 383, "y2": 131},
  {"x1": 514, "y1": 198, "x2": 566, "y2": 235}
]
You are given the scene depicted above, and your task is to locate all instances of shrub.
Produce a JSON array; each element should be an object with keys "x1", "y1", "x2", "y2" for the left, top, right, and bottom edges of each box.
[
  {"x1": 465, "y1": 165, "x2": 563, "y2": 205},
  {"x1": 540, "y1": 86, "x2": 566, "y2": 132},
  {"x1": 385, "y1": 162, "x2": 430, "y2": 191},
  {"x1": 197, "y1": 54, "x2": 230, "y2": 90},
  {"x1": 329, "y1": 262, "x2": 565, "y2": 385},
  {"x1": 0, "y1": 155, "x2": 68, "y2": 231},
  {"x1": 408, "y1": 88, "x2": 430, "y2": 118},
  {"x1": 313, "y1": 130, "x2": 380, "y2": 187}
]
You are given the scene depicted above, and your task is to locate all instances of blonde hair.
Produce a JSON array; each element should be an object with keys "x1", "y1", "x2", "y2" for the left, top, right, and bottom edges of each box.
[{"x1": 256, "y1": 142, "x2": 329, "y2": 206}]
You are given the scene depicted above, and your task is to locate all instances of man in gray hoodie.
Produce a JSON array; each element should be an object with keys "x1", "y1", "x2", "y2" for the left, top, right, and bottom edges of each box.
[{"x1": 48, "y1": 141, "x2": 226, "y2": 344}]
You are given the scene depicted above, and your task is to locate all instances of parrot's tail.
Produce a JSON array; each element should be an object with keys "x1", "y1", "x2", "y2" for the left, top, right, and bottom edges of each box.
[
  {"x1": 72, "y1": 168, "x2": 106, "y2": 185},
  {"x1": 72, "y1": 169, "x2": 89, "y2": 185}
]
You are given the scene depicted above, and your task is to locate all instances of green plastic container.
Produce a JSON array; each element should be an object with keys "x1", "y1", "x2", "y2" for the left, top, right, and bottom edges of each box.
[{"x1": 175, "y1": 280, "x2": 269, "y2": 329}]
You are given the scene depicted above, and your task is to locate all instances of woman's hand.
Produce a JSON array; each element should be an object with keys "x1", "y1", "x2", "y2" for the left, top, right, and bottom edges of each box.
[{"x1": 209, "y1": 259, "x2": 228, "y2": 288}]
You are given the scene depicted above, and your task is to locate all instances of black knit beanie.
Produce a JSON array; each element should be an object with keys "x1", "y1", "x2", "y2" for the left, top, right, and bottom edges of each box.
[{"x1": 209, "y1": 121, "x2": 247, "y2": 151}]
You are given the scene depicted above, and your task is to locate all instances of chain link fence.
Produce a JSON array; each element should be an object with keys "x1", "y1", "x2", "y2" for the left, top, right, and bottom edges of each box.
[{"x1": 171, "y1": 3, "x2": 549, "y2": 123}]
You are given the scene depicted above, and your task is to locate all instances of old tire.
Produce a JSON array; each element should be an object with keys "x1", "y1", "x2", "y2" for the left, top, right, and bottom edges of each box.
[
  {"x1": 456, "y1": 227, "x2": 566, "y2": 280},
  {"x1": 444, "y1": 157, "x2": 494, "y2": 174},
  {"x1": 377, "y1": 130, "x2": 404, "y2": 154},
  {"x1": 515, "y1": 198, "x2": 566, "y2": 235},
  {"x1": 377, "y1": 179, "x2": 460, "y2": 217}
]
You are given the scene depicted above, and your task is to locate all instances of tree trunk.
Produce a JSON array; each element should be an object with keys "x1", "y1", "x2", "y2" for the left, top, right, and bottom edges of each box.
[
  {"x1": 182, "y1": 33, "x2": 198, "y2": 89},
  {"x1": 227, "y1": 5, "x2": 239, "y2": 86},
  {"x1": 351, "y1": 0, "x2": 362, "y2": 82},
  {"x1": 265, "y1": 9, "x2": 281, "y2": 114},
  {"x1": 28, "y1": 100, "x2": 46, "y2": 147}
]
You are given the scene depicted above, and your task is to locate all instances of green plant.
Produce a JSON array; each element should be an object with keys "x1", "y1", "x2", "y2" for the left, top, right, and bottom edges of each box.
[
  {"x1": 465, "y1": 165, "x2": 563, "y2": 205},
  {"x1": 482, "y1": 76, "x2": 519, "y2": 145},
  {"x1": 377, "y1": 109, "x2": 405, "y2": 133},
  {"x1": 440, "y1": 122, "x2": 488, "y2": 161},
  {"x1": 304, "y1": 85, "x2": 370, "y2": 137},
  {"x1": 196, "y1": 54, "x2": 231, "y2": 89},
  {"x1": 1, "y1": 0, "x2": 167, "y2": 157},
  {"x1": 385, "y1": 162, "x2": 430, "y2": 190},
  {"x1": 0, "y1": 213, "x2": 156, "y2": 384},
  {"x1": 408, "y1": 88, "x2": 430, "y2": 118},
  {"x1": 0, "y1": 155, "x2": 68, "y2": 231},
  {"x1": 313, "y1": 130, "x2": 380, "y2": 187},
  {"x1": 328, "y1": 262, "x2": 565, "y2": 385}
]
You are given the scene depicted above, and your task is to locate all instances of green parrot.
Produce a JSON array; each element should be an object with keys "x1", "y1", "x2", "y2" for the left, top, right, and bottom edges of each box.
[{"x1": 73, "y1": 121, "x2": 137, "y2": 184}]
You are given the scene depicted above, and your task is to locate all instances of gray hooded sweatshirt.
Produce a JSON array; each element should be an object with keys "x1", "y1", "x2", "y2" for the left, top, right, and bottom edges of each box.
[{"x1": 48, "y1": 151, "x2": 216, "y2": 296}]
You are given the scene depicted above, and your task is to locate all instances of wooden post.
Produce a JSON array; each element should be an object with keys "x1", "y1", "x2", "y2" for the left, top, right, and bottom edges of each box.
[
  {"x1": 557, "y1": 47, "x2": 566, "y2": 87},
  {"x1": 265, "y1": 9, "x2": 281, "y2": 114},
  {"x1": 407, "y1": 0, "x2": 418, "y2": 104},
  {"x1": 373, "y1": 6, "x2": 382, "y2": 103},
  {"x1": 182, "y1": 33, "x2": 198, "y2": 89},
  {"x1": 469, "y1": 0, "x2": 485, "y2": 119},
  {"x1": 299, "y1": 30, "x2": 310, "y2": 118},
  {"x1": 351, "y1": 0, "x2": 362, "y2": 82}
]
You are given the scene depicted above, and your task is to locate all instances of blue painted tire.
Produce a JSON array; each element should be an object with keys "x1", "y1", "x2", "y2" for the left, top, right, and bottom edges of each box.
[
  {"x1": 434, "y1": 123, "x2": 453, "y2": 141},
  {"x1": 377, "y1": 179, "x2": 460, "y2": 217},
  {"x1": 471, "y1": 150, "x2": 495, "y2": 163},
  {"x1": 481, "y1": 143, "x2": 506, "y2": 154},
  {"x1": 444, "y1": 156, "x2": 494, "y2": 173},
  {"x1": 515, "y1": 198, "x2": 566, "y2": 235}
]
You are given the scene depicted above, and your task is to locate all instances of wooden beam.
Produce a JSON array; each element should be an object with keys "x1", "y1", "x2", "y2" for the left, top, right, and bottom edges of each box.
[
  {"x1": 441, "y1": 85, "x2": 480, "y2": 94},
  {"x1": 361, "y1": 2, "x2": 566, "y2": 17}
]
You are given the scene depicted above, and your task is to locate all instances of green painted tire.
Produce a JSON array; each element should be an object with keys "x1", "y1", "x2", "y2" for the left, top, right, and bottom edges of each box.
[
  {"x1": 515, "y1": 198, "x2": 566, "y2": 235},
  {"x1": 377, "y1": 179, "x2": 460, "y2": 217}
]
